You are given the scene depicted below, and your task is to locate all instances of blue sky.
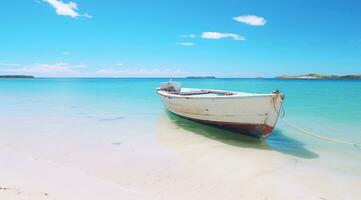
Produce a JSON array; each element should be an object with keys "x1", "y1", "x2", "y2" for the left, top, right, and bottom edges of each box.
[{"x1": 0, "y1": 0, "x2": 360, "y2": 77}]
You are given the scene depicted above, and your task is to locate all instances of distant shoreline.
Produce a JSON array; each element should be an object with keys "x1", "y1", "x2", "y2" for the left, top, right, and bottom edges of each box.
[
  {"x1": 0, "y1": 75, "x2": 35, "y2": 78},
  {"x1": 276, "y1": 74, "x2": 361, "y2": 79},
  {"x1": 186, "y1": 76, "x2": 216, "y2": 79}
]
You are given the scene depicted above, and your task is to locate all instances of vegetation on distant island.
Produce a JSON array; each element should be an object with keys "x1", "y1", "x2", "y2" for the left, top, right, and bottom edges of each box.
[
  {"x1": 276, "y1": 74, "x2": 361, "y2": 79},
  {"x1": 0, "y1": 75, "x2": 35, "y2": 78},
  {"x1": 186, "y1": 76, "x2": 216, "y2": 79}
]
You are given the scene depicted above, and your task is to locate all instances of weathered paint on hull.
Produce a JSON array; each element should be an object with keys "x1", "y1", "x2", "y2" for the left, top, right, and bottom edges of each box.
[
  {"x1": 157, "y1": 88, "x2": 284, "y2": 138},
  {"x1": 169, "y1": 110, "x2": 273, "y2": 138}
]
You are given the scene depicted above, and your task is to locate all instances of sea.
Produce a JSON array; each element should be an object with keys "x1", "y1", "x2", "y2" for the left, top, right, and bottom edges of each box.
[{"x1": 1, "y1": 78, "x2": 360, "y2": 177}]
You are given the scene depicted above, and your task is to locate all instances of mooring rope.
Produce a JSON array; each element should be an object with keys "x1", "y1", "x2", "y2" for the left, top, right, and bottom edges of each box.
[
  {"x1": 281, "y1": 118, "x2": 360, "y2": 149},
  {"x1": 274, "y1": 94, "x2": 360, "y2": 149}
]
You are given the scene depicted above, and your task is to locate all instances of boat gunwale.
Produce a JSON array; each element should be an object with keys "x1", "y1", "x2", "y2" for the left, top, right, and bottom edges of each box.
[{"x1": 156, "y1": 88, "x2": 277, "y2": 99}]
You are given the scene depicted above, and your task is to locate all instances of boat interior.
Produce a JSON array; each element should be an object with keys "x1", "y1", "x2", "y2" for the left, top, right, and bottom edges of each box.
[
  {"x1": 159, "y1": 82, "x2": 236, "y2": 97},
  {"x1": 179, "y1": 89, "x2": 235, "y2": 96}
]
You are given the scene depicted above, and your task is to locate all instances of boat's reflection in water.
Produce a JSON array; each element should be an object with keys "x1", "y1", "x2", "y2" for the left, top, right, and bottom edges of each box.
[{"x1": 163, "y1": 111, "x2": 318, "y2": 159}]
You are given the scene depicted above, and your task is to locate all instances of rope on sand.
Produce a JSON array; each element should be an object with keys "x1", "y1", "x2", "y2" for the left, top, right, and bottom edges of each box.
[{"x1": 273, "y1": 93, "x2": 360, "y2": 149}]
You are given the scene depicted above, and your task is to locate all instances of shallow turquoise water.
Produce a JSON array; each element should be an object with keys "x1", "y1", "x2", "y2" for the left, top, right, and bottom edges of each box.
[{"x1": 1, "y1": 78, "x2": 360, "y2": 173}]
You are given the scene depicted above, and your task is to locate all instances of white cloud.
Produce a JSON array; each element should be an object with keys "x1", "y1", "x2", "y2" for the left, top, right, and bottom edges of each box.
[
  {"x1": 177, "y1": 42, "x2": 195, "y2": 46},
  {"x1": 0, "y1": 63, "x2": 86, "y2": 77},
  {"x1": 233, "y1": 15, "x2": 266, "y2": 26},
  {"x1": 0, "y1": 62, "x2": 192, "y2": 77},
  {"x1": 116, "y1": 63, "x2": 124, "y2": 66},
  {"x1": 201, "y1": 32, "x2": 245, "y2": 41},
  {"x1": 42, "y1": 0, "x2": 91, "y2": 18},
  {"x1": 63, "y1": 51, "x2": 70, "y2": 55},
  {"x1": 179, "y1": 34, "x2": 196, "y2": 38},
  {"x1": 0, "y1": 63, "x2": 22, "y2": 67},
  {"x1": 83, "y1": 13, "x2": 92, "y2": 18}
]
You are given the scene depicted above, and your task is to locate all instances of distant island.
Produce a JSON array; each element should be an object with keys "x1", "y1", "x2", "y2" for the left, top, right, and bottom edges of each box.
[
  {"x1": 0, "y1": 75, "x2": 35, "y2": 78},
  {"x1": 186, "y1": 76, "x2": 216, "y2": 79},
  {"x1": 276, "y1": 74, "x2": 361, "y2": 79}
]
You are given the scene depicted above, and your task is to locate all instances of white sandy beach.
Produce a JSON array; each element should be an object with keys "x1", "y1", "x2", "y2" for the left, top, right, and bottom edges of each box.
[{"x1": 1, "y1": 112, "x2": 360, "y2": 200}]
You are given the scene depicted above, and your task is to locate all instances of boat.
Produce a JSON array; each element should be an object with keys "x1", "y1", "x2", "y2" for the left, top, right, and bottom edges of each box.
[{"x1": 156, "y1": 82, "x2": 285, "y2": 138}]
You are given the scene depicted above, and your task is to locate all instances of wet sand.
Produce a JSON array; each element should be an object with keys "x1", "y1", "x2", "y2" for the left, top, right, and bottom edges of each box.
[{"x1": 0, "y1": 113, "x2": 360, "y2": 200}]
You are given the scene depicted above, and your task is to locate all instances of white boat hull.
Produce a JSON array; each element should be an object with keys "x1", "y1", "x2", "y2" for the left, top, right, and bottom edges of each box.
[{"x1": 157, "y1": 88, "x2": 284, "y2": 137}]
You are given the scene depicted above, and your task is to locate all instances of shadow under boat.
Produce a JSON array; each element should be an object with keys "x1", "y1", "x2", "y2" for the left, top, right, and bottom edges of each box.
[{"x1": 165, "y1": 111, "x2": 318, "y2": 159}]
